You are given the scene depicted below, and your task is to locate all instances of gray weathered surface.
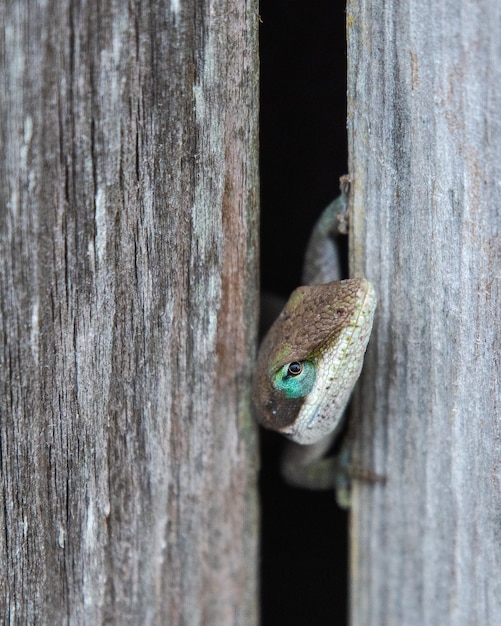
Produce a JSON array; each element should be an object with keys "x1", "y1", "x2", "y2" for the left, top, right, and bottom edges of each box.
[
  {"x1": 347, "y1": 1, "x2": 501, "y2": 624},
  {"x1": 0, "y1": 1, "x2": 259, "y2": 623}
]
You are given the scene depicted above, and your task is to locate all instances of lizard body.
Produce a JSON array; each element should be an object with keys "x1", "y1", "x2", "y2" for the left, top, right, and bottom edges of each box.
[{"x1": 253, "y1": 187, "x2": 376, "y2": 495}]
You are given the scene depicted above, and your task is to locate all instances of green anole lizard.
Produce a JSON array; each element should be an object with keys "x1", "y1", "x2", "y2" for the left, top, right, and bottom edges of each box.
[{"x1": 253, "y1": 178, "x2": 376, "y2": 503}]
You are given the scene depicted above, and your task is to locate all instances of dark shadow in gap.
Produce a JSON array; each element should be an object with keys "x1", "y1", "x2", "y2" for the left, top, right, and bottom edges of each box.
[{"x1": 259, "y1": 2, "x2": 349, "y2": 625}]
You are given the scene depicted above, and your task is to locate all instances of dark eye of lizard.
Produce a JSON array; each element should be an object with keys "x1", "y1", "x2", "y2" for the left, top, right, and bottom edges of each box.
[{"x1": 287, "y1": 362, "x2": 303, "y2": 376}]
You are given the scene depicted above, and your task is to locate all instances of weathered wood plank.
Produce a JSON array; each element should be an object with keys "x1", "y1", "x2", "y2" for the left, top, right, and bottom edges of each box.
[
  {"x1": 0, "y1": 1, "x2": 259, "y2": 623},
  {"x1": 347, "y1": 1, "x2": 501, "y2": 624}
]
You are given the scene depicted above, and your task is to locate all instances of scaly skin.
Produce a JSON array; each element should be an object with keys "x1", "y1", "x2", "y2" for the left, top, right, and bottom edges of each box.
[{"x1": 253, "y1": 188, "x2": 376, "y2": 495}]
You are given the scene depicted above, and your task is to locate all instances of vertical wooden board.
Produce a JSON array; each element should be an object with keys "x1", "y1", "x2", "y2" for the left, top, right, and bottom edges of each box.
[
  {"x1": 0, "y1": 0, "x2": 259, "y2": 623},
  {"x1": 347, "y1": 0, "x2": 501, "y2": 624}
]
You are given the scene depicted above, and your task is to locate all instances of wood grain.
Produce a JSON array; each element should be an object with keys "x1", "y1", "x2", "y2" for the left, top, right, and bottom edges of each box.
[
  {"x1": 0, "y1": 1, "x2": 259, "y2": 623},
  {"x1": 347, "y1": 1, "x2": 501, "y2": 624}
]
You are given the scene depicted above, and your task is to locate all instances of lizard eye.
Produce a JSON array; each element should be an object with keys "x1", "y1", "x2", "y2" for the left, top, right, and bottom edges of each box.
[
  {"x1": 287, "y1": 361, "x2": 303, "y2": 376},
  {"x1": 273, "y1": 360, "x2": 316, "y2": 399}
]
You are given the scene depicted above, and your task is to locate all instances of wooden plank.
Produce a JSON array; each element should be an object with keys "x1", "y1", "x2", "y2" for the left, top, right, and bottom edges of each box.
[
  {"x1": 0, "y1": 1, "x2": 259, "y2": 623},
  {"x1": 347, "y1": 1, "x2": 501, "y2": 624}
]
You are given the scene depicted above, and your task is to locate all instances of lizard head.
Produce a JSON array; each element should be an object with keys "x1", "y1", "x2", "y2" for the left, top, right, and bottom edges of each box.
[{"x1": 253, "y1": 278, "x2": 376, "y2": 445}]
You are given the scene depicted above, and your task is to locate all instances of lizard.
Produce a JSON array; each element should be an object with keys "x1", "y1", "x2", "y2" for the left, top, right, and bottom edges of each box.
[{"x1": 252, "y1": 178, "x2": 377, "y2": 504}]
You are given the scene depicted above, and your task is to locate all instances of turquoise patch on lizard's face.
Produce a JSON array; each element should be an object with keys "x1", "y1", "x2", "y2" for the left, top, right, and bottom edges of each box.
[{"x1": 273, "y1": 360, "x2": 317, "y2": 398}]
